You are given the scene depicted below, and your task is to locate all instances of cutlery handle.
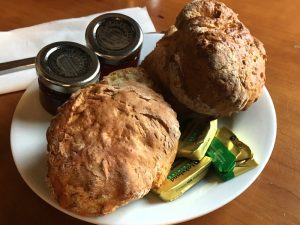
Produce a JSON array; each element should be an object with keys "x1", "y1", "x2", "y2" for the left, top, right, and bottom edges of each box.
[{"x1": 0, "y1": 57, "x2": 35, "y2": 75}]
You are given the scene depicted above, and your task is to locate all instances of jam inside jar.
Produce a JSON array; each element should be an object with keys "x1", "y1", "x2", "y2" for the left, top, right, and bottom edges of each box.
[
  {"x1": 85, "y1": 13, "x2": 143, "y2": 76},
  {"x1": 38, "y1": 79, "x2": 71, "y2": 115}
]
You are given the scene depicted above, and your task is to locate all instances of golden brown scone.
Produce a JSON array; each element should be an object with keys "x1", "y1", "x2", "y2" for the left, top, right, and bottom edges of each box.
[
  {"x1": 46, "y1": 80, "x2": 180, "y2": 216},
  {"x1": 142, "y1": 0, "x2": 266, "y2": 117},
  {"x1": 102, "y1": 67, "x2": 154, "y2": 88}
]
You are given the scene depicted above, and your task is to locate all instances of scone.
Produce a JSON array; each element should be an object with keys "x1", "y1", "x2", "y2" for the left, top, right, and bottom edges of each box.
[
  {"x1": 47, "y1": 77, "x2": 180, "y2": 216},
  {"x1": 101, "y1": 67, "x2": 154, "y2": 88},
  {"x1": 142, "y1": 0, "x2": 267, "y2": 117}
]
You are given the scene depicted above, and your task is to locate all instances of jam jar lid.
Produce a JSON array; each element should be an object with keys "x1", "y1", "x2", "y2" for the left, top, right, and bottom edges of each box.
[
  {"x1": 36, "y1": 41, "x2": 100, "y2": 94},
  {"x1": 85, "y1": 13, "x2": 144, "y2": 66}
]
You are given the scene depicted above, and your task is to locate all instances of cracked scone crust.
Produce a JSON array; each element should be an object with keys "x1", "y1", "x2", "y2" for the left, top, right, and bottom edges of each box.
[
  {"x1": 142, "y1": 0, "x2": 266, "y2": 117},
  {"x1": 47, "y1": 82, "x2": 180, "y2": 216}
]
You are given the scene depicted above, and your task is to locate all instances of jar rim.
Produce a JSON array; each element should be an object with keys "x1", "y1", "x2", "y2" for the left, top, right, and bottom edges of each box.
[
  {"x1": 36, "y1": 41, "x2": 100, "y2": 93},
  {"x1": 85, "y1": 13, "x2": 144, "y2": 65}
]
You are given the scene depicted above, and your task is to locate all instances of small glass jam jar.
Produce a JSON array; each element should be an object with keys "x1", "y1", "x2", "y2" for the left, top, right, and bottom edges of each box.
[
  {"x1": 85, "y1": 13, "x2": 143, "y2": 76},
  {"x1": 35, "y1": 41, "x2": 100, "y2": 115}
]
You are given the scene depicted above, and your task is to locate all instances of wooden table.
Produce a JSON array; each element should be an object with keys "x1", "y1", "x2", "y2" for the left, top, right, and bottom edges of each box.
[{"x1": 0, "y1": 0, "x2": 299, "y2": 224}]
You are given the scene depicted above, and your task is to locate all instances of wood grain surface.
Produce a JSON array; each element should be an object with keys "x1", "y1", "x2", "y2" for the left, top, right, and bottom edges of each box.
[{"x1": 0, "y1": 0, "x2": 299, "y2": 224}]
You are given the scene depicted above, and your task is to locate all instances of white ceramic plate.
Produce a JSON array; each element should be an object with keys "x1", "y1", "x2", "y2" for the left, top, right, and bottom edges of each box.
[{"x1": 10, "y1": 34, "x2": 277, "y2": 225}]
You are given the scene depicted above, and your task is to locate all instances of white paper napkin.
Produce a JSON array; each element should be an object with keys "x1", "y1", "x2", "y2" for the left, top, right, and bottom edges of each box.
[{"x1": 0, "y1": 7, "x2": 156, "y2": 95}]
